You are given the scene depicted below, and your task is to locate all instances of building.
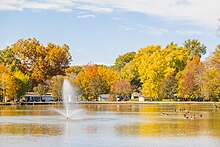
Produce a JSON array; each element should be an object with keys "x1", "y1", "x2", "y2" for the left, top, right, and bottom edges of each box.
[
  {"x1": 21, "y1": 92, "x2": 54, "y2": 102},
  {"x1": 131, "y1": 92, "x2": 152, "y2": 102},
  {"x1": 98, "y1": 94, "x2": 110, "y2": 101}
]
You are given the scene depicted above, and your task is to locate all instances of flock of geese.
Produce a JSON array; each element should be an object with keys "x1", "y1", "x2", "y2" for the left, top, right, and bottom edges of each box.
[{"x1": 161, "y1": 108, "x2": 203, "y2": 120}]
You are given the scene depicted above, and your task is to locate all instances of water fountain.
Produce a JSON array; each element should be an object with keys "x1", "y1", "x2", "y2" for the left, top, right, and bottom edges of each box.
[{"x1": 53, "y1": 79, "x2": 81, "y2": 119}]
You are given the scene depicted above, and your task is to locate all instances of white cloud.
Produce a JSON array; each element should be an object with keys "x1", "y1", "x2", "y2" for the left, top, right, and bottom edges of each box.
[
  {"x1": 77, "y1": 14, "x2": 95, "y2": 18},
  {"x1": 0, "y1": 0, "x2": 220, "y2": 29},
  {"x1": 175, "y1": 30, "x2": 203, "y2": 35},
  {"x1": 119, "y1": 27, "x2": 135, "y2": 31},
  {"x1": 75, "y1": 4, "x2": 113, "y2": 13},
  {"x1": 0, "y1": 0, "x2": 73, "y2": 12},
  {"x1": 119, "y1": 24, "x2": 168, "y2": 36},
  {"x1": 142, "y1": 26, "x2": 168, "y2": 36},
  {"x1": 74, "y1": 0, "x2": 220, "y2": 28}
]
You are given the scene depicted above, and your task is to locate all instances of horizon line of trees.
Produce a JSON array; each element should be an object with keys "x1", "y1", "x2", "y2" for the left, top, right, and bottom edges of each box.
[{"x1": 0, "y1": 38, "x2": 220, "y2": 102}]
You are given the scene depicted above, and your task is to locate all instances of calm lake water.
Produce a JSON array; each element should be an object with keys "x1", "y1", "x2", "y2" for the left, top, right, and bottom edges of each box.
[{"x1": 0, "y1": 103, "x2": 219, "y2": 147}]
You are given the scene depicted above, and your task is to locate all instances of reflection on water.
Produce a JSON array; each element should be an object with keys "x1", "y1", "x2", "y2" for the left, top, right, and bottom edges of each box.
[
  {"x1": 115, "y1": 121, "x2": 210, "y2": 137},
  {"x1": 83, "y1": 104, "x2": 220, "y2": 137},
  {"x1": 0, "y1": 104, "x2": 220, "y2": 147},
  {"x1": 0, "y1": 123, "x2": 63, "y2": 136}
]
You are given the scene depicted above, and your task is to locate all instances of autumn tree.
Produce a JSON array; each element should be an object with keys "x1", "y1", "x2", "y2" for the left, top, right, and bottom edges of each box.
[
  {"x1": 111, "y1": 79, "x2": 132, "y2": 100},
  {"x1": 0, "y1": 64, "x2": 17, "y2": 101},
  {"x1": 202, "y1": 44, "x2": 220, "y2": 101},
  {"x1": 45, "y1": 43, "x2": 72, "y2": 77},
  {"x1": 115, "y1": 42, "x2": 190, "y2": 100},
  {"x1": 202, "y1": 68, "x2": 220, "y2": 101},
  {"x1": 75, "y1": 65, "x2": 119, "y2": 100},
  {"x1": 137, "y1": 45, "x2": 164, "y2": 98},
  {"x1": 132, "y1": 44, "x2": 189, "y2": 99},
  {"x1": 210, "y1": 44, "x2": 220, "y2": 68},
  {"x1": 177, "y1": 56, "x2": 204, "y2": 99},
  {"x1": 10, "y1": 38, "x2": 72, "y2": 87}
]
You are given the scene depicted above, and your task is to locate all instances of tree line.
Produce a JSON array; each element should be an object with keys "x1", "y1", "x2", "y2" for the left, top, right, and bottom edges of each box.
[{"x1": 0, "y1": 38, "x2": 220, "y2": 102}]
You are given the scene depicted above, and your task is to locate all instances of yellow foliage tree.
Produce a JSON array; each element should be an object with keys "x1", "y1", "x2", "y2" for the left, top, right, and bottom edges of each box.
[
  {"x1": 0, "y1": 64, "x2": 17, "y2": 101},
  {"x1": 122, "y1": 44, "x2": 190, "y2": 99}
]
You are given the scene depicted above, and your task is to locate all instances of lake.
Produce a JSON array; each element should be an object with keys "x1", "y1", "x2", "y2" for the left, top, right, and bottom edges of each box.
[{"x1": 0, "y1": 103, "x2": 220, "y2": 147}]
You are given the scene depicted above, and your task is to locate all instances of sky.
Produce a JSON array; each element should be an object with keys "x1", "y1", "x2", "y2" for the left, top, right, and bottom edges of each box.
[{"x1": 0, "y1": 0, "x2": 220, "y2": 65}]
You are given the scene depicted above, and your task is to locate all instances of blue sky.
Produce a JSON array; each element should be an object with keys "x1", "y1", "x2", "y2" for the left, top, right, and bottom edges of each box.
[{"x1": 0, "y1": 0, "x2": 220, "y2": 65}]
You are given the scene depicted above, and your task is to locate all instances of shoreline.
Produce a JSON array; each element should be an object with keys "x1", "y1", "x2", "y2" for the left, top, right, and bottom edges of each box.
[{"x1": 0, "y1": 101, "x2": 218, "y2": 105}]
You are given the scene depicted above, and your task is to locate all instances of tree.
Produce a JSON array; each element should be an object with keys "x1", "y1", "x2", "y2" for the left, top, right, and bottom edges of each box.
[
  {"x1": 111, "y1": 80, "x2": 132, "y2": 100},
  {"x1": 177, "y1": 56, "x2": 204, "y2": 99},
  {"x1": 114, "y1": 52, "x2": 136, "y2": 71},
  {"x1": 0, "y1": 46, "x2": 20, "y2": 72},
  {"x1": 202, "y1": 44, "x2": 220, "y2": 101},
  {"x1": 13, "y1": 71, "x2": 31, "y2": 100},
  {"x1": 45, "y1": 43, "x2": 72, "y2": 77},
  {"x1": 49, "y1": 75, "x2": 65, "y2": 101},
  {"x1": 10, "y1": 38, "x2": 72, "y2": 87},
  {"x1": 119, "y1": 43, "x2": 190, "y2": 99},
  {"x1": 202, "y1": 68, "x2": 220, "y2": 101},
  {"x1": 65, "y1": 65, "x2": 82, "y2": 76},
  {"x1": 210, "y1": 45, "x2": 220, "y2": 69},
  {"x1": 162, "y1": 74, "x2": 177, "y2": 99},
  {"x1": 75, "y1": 65, "x2": 119, "y2": 100},
  {"x1": 0, "y1": 64, "x2": 17, "y2": 101},
  {"x1": 33, "y1": 84, "x2": 49, "y2": 98},
  {"x1": 184, "y1": 39, "x2": 207, "y2": 57},
  {"x1": 120, "y1": 60, "x2": 141, "y2": 92}
]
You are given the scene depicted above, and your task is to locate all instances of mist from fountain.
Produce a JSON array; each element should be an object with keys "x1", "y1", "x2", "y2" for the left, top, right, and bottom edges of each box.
[{"x1": 53, "y1": 79, "x2": 81, "y2": 119}]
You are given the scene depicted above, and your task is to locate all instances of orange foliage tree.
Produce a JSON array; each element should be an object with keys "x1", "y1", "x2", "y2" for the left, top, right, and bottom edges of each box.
[
  {"x1": 10, "y1": 38, "x2": 72, "y2": 87},
  {"x1": 75, "y1": 65, "x2": 119, "y2": 100},
  {"x1": 177, "y1": 55, "x2": 204, "y2": 99}
]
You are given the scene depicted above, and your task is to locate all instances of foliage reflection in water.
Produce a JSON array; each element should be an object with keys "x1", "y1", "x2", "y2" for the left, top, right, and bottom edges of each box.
[{"x1": 0, "y1": 104, "x2": 219, "y2": 147}]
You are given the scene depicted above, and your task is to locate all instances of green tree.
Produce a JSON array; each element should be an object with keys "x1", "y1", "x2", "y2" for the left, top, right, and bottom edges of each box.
[
  {"x1": 162, "y1": 74, "x2": 178, "y2": 99},
  {"x1": 0, "y1": 46, "x2": 20, "y2": 72},
  {"x1": 33, "y1": 83, "x2": 49, "y2": 99},
  {"x1": 13, "y1": 71, "x2": 31, "y2": 100},
  {"x1": 120, "y1": 60, "x2": 141, "y2": 91},
  {"x1": 49, "y1": 75, "x2": 65, "y2": 101},
  {"x1": 184, "y1": 39, "x2": 207, "y2": 57},
  {"x1": 114, "y1": 51, "x2": 136, "y2": 71}
]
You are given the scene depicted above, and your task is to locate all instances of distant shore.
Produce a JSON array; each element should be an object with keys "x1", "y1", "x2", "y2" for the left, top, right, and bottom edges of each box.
[{"x1": 0, "y1": 101, "x2": 218, "y2": 105}]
